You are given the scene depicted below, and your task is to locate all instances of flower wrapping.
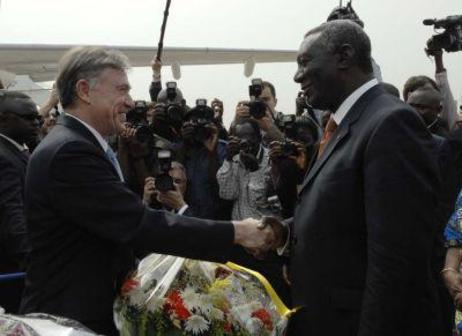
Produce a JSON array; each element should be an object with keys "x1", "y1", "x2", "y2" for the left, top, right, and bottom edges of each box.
[{"x1": 114, "y1": 254, "x2": 290, "y2": 336}]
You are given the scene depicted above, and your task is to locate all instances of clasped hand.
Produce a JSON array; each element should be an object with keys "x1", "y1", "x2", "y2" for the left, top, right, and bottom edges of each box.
[{"x1": 233, "y1": 216, "x2": 286, "y2": 259}]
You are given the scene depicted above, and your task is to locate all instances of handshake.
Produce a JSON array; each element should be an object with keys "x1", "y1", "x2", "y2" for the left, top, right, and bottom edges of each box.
[{"x1": 233, "y1": 216, "x2": 287, "y2": 259}]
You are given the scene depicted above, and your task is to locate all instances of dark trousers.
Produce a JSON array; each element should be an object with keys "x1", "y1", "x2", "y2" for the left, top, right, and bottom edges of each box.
[{"x1": 0, "y1": 277, "x2": 24, "y2": 314}]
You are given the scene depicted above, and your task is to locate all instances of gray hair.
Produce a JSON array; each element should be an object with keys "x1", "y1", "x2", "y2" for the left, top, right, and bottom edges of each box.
[
  {"x1": 56, "y1": 46, "x2": 131, "y2": 108},
  {"x1": 305, "y1": 20, "x2": 373, "y2": 74}
]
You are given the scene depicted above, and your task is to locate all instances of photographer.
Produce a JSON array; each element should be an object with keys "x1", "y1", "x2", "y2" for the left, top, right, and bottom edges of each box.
[
  {"x1": 211, "y1": 98, "x2": 228, "y2": 140},
  {"x1": 38, "y1": 83, "x2": 59, "y2": 138},
  {"x1": 151, "y1": 83, "x2": 186, "y2": 146},
  {"x1": 217, "y1": 118, "x2": 273, "y2": 220},
  {"x1": 270, "y1": 115, "x2": 320, "y2": 218},
  {"x1": 182, "y1": 100, "x2": 231, "y2": 220},
  {"x1": 143, "y1": 161, "x2": 192, "y2": 215},
  {"x1": 149, "y1": 58, "x2": 163, "y2": 102},
  {"x1": 234, "y1": 79, "x2": 284, "y2": 144}
]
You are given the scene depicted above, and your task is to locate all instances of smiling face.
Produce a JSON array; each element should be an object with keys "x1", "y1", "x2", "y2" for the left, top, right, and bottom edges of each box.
[
  {"x1": 294, "y1": 33, "x2": 340, "y2": 111},
  {"x1": 86, "y1": 68, "x2": 134, "y2": 137}
]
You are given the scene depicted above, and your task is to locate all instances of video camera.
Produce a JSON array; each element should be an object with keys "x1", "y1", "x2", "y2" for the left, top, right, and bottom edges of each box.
[
  {"x1": 126, "y1": 100, "x2": 153, "y2": 143},
  {"x1": 424, "y1": 15, "x2": 462, "y2": 52},
  {"x1": 247, "y1": 78, "x2": 267, "y2": 119},
  {"x1": 185, "y1": 99, "x2": 215, "y2": 143}
]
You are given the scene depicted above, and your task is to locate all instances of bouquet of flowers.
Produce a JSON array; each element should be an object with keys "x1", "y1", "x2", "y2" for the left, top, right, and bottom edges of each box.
[
  {"x1": 0, "y1": 312, "x2": 99, "y2": 336},
  {"x1": 114, "y1": 254, "x2": 293, "y2": 336}
]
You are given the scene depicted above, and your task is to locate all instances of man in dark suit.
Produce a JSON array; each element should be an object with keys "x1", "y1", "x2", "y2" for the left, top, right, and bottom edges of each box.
[
  {"x1": 0, "y1": 91, "x2": 40, "y2": 313},
  {"x1": 20, "y1": 46, "x2": 277, "y2": 335},
  {"x1": 268, "y1": 20, "x2": 443, "y2": 335}
]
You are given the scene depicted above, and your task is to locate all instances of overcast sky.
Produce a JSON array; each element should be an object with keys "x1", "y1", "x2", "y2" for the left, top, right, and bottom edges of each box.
[{"x1": 0, "y1": 0, "x2": 461, "y2": 126}]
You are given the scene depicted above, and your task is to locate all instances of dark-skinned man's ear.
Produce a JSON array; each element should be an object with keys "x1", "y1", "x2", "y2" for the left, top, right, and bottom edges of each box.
[{"x1": 336, "y1": 44, "x2": 355, "y2": 70}]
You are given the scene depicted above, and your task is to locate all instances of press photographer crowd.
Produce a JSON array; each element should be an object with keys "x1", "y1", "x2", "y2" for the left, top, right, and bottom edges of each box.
[{"x1": 1, "y1": 2, "x2": 462, "y2": 336}]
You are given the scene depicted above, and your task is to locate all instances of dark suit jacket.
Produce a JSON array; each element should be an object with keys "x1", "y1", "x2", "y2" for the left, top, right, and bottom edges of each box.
[
  {"x1": 0, "y1": 136, "x2": 29, "y2": 273},
  {"x1": 286, "y1": 86, "x2": 443, "y2": 336},
  {"x1": 20, "y1": 115, "x2": 234, "y2": 328}
]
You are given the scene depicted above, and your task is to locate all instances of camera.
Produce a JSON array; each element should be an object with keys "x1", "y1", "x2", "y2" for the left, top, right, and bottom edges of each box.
[
  {"x1": 154, "y1": 148, "x2": 174, "y2": 192},
  {"x1": 424, "y1": 15, "x2": 462, "y2": 52},
  {"x1": 166, "y1": 81, "x2": 178, "y2": 100},
  {"x1": 281, "y1": 141, "x2": 298, "y2": 157},
  {"x1": 247, "y1": 78, "x2": 267, "y2": 119},
  {"x1": 126, "y1": 100, "x2": 153, "y2": 143},
  {"x1": 276, "y1": 114, "x2": 297, "y2": 139},
  {"x1": 185, "y1": 99, "x2": 215, "y2": 144}
]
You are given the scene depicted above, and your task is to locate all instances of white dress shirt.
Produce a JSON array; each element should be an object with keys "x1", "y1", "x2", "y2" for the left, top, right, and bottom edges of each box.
[
  {"x1": 66, "y1": 113, "x2": 108, "y2": 152},
  {"x1": 331, "y1": 78, "x2": 379, "y2": 126}
]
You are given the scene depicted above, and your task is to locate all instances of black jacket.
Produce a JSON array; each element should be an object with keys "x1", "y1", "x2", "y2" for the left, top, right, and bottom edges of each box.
[
  {"x1": 286, "y1": 86, "x2": 443, "y2": 336},
  {"x1": 0, "y1": 136, "x2": 29, "y2": 273},
  {"x1": 20, "y1": 115, "x2": 234, "y2": 330}
]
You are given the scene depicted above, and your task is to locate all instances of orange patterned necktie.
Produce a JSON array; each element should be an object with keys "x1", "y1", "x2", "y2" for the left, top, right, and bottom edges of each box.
[{"x1": 317, "y1": 116, "x2": 338, "y2": 159}]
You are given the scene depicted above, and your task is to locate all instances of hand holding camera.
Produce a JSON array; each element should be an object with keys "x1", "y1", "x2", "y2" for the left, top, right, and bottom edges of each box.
[
  {"x1": 143, "y1": 176, "x2": 156, "y2": 205},
  {"x1": 203, "y1": 123, "x2": 219, "y2": 153},
  {"x1": 226, "y1": 136, "x2": 241, "y2": 161},
  {"x1": 269, "y1": 140, "x2": 306, "y2": 169},
  {"x1": 156, "y1": 184, "x2": 187, "y2": 212}
]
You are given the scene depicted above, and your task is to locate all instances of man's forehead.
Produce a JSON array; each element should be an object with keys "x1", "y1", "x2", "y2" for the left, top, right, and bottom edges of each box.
[
  {"x1": 408, "y1": 88, "x2": 442, "y2": 105},
  {"x1": 1, "y1": 97, "x2": 38, "y2": 115},
  {"x1": 298, "y1": 32, "x2": 323, "y2": 55},
  {"x1": 260, "y1": 86, "x2": 273, "y2": 98},
  {"x1": 98, "y1": 67, "x2": 129, "y2": 84}
]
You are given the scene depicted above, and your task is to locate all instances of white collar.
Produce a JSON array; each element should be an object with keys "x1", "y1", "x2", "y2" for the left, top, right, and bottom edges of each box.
[
  {"x1": 0, "y1": 133, "x2": 26, "y2": 151},
  {"x1": 65, "y1": 113, "x2": 108, "y2": 152},
  {"x1": 331, "y1": 78, "x2": 379, "y2": 125}
]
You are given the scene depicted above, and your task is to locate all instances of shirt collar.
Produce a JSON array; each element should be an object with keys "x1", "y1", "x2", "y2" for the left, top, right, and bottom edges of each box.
[
  {"x1": 0, "y1": 133, "x2": 26, "y2": 151},
  {"x1": 331, "y1": 78, "x2": 379, "y2": 125},
  {"x1": 65, "y1": 113, "x2": 108, "y2": 152}
]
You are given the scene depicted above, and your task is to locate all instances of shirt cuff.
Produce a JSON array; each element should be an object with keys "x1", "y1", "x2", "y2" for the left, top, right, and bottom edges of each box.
[
  {"x1": 277, "y1": 222, "x2": 291, "y2": 256},
  {"x1": 177, "y1": 204, "x2": 189, "y2": 215}
]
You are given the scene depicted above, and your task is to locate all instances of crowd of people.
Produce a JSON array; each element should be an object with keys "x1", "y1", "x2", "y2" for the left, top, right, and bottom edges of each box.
[{"x1": 1, "y1": 6, "x2": 462, "y2": 336}]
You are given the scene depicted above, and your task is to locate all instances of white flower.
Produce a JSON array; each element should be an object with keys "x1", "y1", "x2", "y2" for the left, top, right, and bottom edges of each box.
[
  {"x1": 198, "y1": 295, "x2": 214, "y2": 316},
  {"x1": 245, "y1": 317, "x2": 264, "y2": 334},
  {"x1": 146, "y1": 296, "x2": 164, "y2": 313},
  {"x1": 181, "y1": 286, "x2": 202, "y2": 311},
  {"x1": 129, "y1": 288, "x2": 146, "y2": 308},
  {"x1": 209, "y1": 307, "x2": 224, "y2": 321},
  {"x1": 185, "y1": 315, "x2": 210, "y2": 335}
]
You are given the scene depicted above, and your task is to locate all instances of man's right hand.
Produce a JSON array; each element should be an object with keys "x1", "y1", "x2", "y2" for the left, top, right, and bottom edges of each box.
[
  {"x1": 143, "y1": 177, "x2": 156, "y2": 205},
  {"x1": 233, "y1": 218, "x2": 275, "y2": 251},
  {"x1": 226, "y1": 136, "x2": 241, "y2": 161},
  {"x1": 269, "y1": 141, "x2": 283, "y2": 162},
  {"x1": 442, "y1": 269, "x2": 462, "y2": 300},
  {"x1": 151, "y1": 58, "x2": 162, "y2": 76}
]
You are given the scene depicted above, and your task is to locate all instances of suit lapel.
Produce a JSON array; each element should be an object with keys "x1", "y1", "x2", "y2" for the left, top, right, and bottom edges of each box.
[
  {"x1": 298, "y1": 85, "x2": 384, "y2": 195},
  {"x1": 57, "y1": 114, "x2": 105, "y2": 153},
  {"x1": 0, "y1": 136, "x2": 28, "y2": 167},
  {"x1": 299, "y1": 124, "x2": 351, "y2": 193}
]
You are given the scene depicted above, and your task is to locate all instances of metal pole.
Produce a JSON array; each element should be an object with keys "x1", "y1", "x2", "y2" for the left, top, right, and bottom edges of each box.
[{"x1": 156, "y1": 0, "x2": 172, "y2": 61}]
